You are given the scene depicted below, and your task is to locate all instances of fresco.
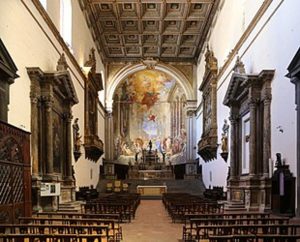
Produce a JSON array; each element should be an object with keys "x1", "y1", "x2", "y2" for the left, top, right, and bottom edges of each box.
[{"x1": 113, "y1": 69, "x2": 187, "y2": 164}]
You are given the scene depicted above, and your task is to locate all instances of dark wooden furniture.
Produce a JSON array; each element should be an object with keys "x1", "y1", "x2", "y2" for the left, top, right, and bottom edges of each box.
[
  {"x1": 183, "y1": 223, "x2": 300, "y2": 242},
  {"x1": 0, "y1": 39, "x2": 19, "y2": 122},
  {"x1": 163, "y1": 193, "x2": 224, "y2": 223},
  {"x1": 0, "y1": 234, "x2": 110, "y2": 242},
  {"x1": 272, "y1": 159, "x2": 296, "y2": 216},
  {"x1": 208, "y1": 234, "x2": 300, "y2": 242},
  {"x1": 82, "y1": 193, "x2": 140, "y2": 222},
  {"x1": 0, "y1": 120, "x2": 31, "y2": 224},
  {"x1": 203, "y1": 186, "x2": 226, "y2": 201},
  {"x1": 76, "y1": 186, "x2": 99, "y2": 201},
  {"x1": 84, "y1": 48, "x2": 104, "y2": 162},
  {"x1": 18, "y1": 217, "x2": 122, "y2": 241},
  {"x1": 197, "y1": 46, "x2": 218, "y2": 162}
]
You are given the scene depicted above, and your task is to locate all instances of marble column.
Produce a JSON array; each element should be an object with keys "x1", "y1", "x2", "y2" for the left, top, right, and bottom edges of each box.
[
  {"x1": 185, "y1": 101, "x2": 197, "y2": 163},
  {"x1": 65, "y1": 112, "x2": 73, "y2": 179},
  {"x1": 263, "y1": 93, "x2": 272, "y2": 176},
  {"x1": 171, "y1": 102, "x2": 175, "y2": 138},
  {"x1": 45, "y1": 95, "x2": 54, "y2": 175},
  {"x1": 229, "y1": 114, "x2": 238, "y2": 178},
  {"x1": 249, "y1": 98, "x2": 257, "y2": 176},
  {"x1": 30, "y1": 93, "x2": 40, "y2": 177},
  {"x1": 105, "y1": 111, "x2": 114, "y2": 161}
]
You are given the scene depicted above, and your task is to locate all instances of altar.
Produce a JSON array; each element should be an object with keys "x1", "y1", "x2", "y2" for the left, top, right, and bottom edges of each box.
[
  {"x1": 136, "y1": 185, "x2": 167, "y2": 197},
  {"x1": 128, "y1": 149, "x2": 174, "y2": 180}
]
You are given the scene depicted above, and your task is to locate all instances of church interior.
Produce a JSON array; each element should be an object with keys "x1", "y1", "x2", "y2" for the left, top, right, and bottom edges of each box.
[{"x1": 1, "y1": 0, "x2": 300, "y2": 241}]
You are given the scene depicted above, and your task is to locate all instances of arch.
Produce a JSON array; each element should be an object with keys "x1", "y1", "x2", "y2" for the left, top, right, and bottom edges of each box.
[{"x1": 106, "y1": 62, "x2": 195, "y2": 112}]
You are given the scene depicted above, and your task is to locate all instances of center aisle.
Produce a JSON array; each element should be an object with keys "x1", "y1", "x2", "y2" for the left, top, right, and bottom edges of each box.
[{"x1": 122, "y1": 200, "x2": 182, "y2": 242}]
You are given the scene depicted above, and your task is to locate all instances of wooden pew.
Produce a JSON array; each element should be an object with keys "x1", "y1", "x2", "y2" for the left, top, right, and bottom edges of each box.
[
  {"x1": 162, "y1": 193, "x2": 224, "y2": 223},
  {"x1": 0, "y1": 223, "x2": 109, "y2": 235},
  {"x1": 0, "y1": 233, "x2": 109, "y2": 242},
  {"x1": 36, "y1": 211, "x2": 120, "y2": 221},
  {"x1": 208, "y1": 234, "x2": 300, "y2": 242},
  {"x1": 183, "y1": 224, "x2": 300, "y2": 242},
  {"x1": 183, "y1": 217, "x2": 290, "y2": 240},
  {"x1": 82, "y1": 193, "x2": 141, "y2": 222},
  {"x1": 18, "y1": 216, "x2": 122, "y2": 241}
]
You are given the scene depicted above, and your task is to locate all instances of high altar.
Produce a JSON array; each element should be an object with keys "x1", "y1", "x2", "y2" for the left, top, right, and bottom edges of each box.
[{"x1": 128, "y1": 149, "x2": 173, "y2": 180}]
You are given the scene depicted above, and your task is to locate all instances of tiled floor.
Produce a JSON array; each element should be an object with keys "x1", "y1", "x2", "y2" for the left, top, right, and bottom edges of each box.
[{"x1": 122, "y1": 200, "x2": 182, "y2": 242}]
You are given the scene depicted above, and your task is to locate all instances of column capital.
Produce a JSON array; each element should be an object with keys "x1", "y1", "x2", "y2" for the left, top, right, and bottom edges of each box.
[
  {"x1": 64, "y1": 112, "x2": 73, "y2": 121},
  {"x1": 106, "y1": 111, "x2": 113, "y2": 118},
  {"x1": 229, "y1": 114, "x2": 239, "y2": 124},
  {"x1": 249, "y1": 97, "x2": 260, "y2": 106},
  {"x1": 30, "y1": 93, "x2": 39, "y2": 104}
]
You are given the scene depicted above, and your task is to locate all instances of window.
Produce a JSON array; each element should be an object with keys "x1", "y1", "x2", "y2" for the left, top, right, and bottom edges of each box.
[
  {"x1": 39, "y1": 0, "x2": 47, "y2": 9},
  {"x1": 242, "y1": 113, "x2": 250, "y2": 174},
  {"x1": 60, "y1": 0, "x2": 72, "y2": 48}
]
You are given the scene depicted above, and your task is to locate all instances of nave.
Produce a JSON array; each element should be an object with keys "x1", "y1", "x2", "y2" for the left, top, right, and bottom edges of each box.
[{"x1": 2, "y1": 190, "x2": 300, "y2": 242}]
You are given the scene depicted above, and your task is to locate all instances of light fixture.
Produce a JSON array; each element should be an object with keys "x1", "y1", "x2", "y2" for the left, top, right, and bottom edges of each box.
[
  {"x1": 82, "y1": 48, "x2": 96, "y2": 76},
  {"x1": 82, "y1": 59, "x2": 93, "y2": 75}
]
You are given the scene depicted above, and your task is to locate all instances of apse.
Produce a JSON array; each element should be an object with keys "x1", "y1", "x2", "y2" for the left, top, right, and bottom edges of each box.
[{"x1": 112, "y1": 69, "x2": 187, "y2": 165}]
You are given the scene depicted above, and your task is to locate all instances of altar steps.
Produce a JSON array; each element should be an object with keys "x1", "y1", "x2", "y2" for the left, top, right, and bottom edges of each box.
[{"x1": 97, "y1": 178, "x2": 206, "y2": 196}]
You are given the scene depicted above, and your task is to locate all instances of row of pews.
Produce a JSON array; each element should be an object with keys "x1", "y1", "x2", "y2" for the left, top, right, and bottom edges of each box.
[
  {"x1": 0, "y1": 193, "x2": 141, "y2": 242},
  {"x1": 163, "y1": 193, "x2": 300, "y2": 242},
  {"x1": 82, "y1": 193, "x2": 141, "y2": 222},
  {"x1": 162, "y1": 193, "x2": 224, "y2": 223}
]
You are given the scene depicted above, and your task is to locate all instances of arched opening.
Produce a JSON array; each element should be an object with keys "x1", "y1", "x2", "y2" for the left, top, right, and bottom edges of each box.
[{"x1": 104, "y1": 63, "x2": 196, "y2": 181}]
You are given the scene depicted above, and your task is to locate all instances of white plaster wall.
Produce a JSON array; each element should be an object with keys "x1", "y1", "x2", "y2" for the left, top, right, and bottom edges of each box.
[
  {"x1": 196, "y1": 0, "x2": 300, "y2": 189},
  {"x1": 0, "y1": 0, "x2": 105, "y2": 189}
]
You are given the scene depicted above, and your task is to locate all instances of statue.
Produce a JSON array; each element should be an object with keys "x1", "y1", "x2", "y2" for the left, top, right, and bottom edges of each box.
[
  {"x1": 275, "y1": 153, "x2": 282, "y2": 167},
  {"x1": 72, "y1": 118, "x2": 82, "y2": 161},
  {"x1": 221, "y1": 119, "x2": 229, "y2": 153},
  {"x1": 148, "y1": 140, "x2": 152, "y2": 153}
]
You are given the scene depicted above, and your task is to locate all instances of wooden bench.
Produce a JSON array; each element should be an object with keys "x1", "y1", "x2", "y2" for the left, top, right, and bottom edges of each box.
[
  {"x1": 183, "y1": 217, "x2": 290, "y2": 240},
  {"x1": 183, "y1": 224, "x2": 300, "y2": 242},
  {"x1": 0, "y1": 223, "x2": 109, "y2": 235},
  {"x1": 36, "y1": 211, "x2": 120, "y2": 221},
  {"x1": 0, "y1": 233, "x2": 110, "y2": 242},
  {"x1": 82, "y1": 193, "x2": 140, "y2": 222},
  {"x1": 162, "y1": 193, "x2": 224, "y2": 223},
  {"x1": 18, "y1": 216, "x2": 122, "y2": 240},
  {"x1": 208, "y1": 234, "x2": 300, "y2": 242}
]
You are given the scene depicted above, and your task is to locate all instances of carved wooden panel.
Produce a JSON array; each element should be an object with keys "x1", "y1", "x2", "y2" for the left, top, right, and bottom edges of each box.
[
  {"x1": 0, "y1": 120, "x2": 31, "y2": 224},
  {"x1": 84, "y1": 49, "x2": 104, "y2": 162},
  {"x1": 197, "y1": 47, "x2": 218, "y2": 162}
]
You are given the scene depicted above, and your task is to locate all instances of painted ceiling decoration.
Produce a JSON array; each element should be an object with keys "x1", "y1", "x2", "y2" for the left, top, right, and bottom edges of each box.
[
  {"x1": 79, "y1": 0, "x2": 219, "y2": 63},
  {"x1": 113, "y1": 69, "x2": 187, "y2": 165}
]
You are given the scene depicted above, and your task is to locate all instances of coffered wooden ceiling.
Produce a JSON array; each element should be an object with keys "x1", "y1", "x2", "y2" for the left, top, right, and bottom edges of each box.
[{"x1": 79, "y1": 0, "x2": 219, "y2": 63}]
